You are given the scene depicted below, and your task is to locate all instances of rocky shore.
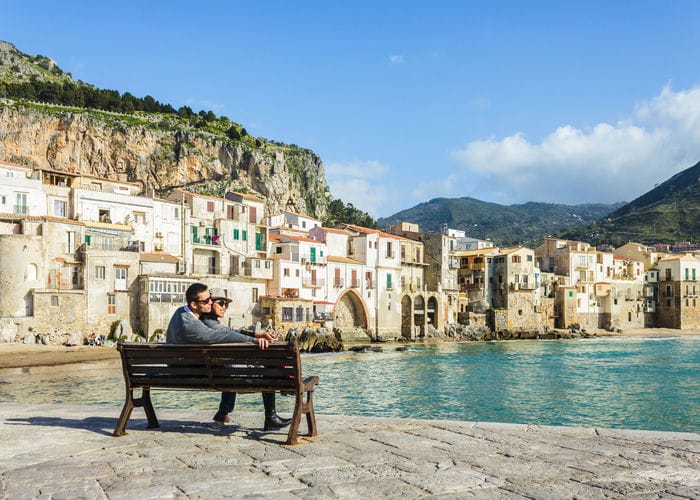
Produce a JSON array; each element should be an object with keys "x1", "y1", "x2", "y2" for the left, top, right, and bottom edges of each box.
[{"x1": 0, "y1": 328, "x2": 697, "y2": 373}]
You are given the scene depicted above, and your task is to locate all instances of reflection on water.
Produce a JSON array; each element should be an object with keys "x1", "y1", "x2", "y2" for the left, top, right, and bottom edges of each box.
[{"x1": 1, "y1": 337, "x2": 698, "y2": 432}]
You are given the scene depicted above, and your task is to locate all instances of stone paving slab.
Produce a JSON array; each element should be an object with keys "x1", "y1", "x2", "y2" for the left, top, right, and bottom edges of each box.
[{"x1": 0, "y1": 402, "x2": 698, "y2": 499}]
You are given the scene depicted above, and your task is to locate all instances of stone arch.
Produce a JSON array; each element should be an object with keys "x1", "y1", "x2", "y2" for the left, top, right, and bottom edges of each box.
[
  {"x1": 414, "y1": 295, "x2": 425, "y2": 336},
  {"x1": 401, "y1": 295, "x2": 412, "y2": 339},
  {"x1": 427, "y1": 296, "x2": 439, "y2": 330},
  {"x1": 334, "y1": 288, "x2": 369, "y2": 333}
]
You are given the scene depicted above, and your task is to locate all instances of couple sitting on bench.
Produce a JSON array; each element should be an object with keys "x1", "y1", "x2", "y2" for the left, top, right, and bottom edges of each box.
[{"x1": 165, "y1": 283, "x2": 291, "y2": 431}]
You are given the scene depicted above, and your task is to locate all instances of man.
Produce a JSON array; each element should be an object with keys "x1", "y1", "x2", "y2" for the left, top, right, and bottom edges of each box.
[{"x1": 166, "y1": 283, "x2": 290, "y2": 430}]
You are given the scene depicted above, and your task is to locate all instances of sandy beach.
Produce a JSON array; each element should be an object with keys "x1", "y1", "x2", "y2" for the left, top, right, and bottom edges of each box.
[{"x1": 0, "y1": 328, "x2": 697, "y2": 372}]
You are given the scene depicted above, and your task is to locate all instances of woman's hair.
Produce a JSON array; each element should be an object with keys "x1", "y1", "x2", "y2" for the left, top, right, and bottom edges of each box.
[{"x1": 200, "y1": 311, "x2": 219, "y2": 322}]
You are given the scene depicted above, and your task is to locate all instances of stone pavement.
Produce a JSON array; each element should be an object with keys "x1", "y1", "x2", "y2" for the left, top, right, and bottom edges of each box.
[{"x1": 0, "y1": 402, "x2": 698, "y2": 499}]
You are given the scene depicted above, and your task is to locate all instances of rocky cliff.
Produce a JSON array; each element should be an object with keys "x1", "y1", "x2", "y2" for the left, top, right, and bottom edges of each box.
[{"x1": 0, "y1": 99, "x2": 330, "y2": 218}]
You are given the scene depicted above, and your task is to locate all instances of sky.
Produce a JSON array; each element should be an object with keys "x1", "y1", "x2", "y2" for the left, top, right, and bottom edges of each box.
[{"x1": 3, "y1": 1, "x2": 700, "y2": 218}]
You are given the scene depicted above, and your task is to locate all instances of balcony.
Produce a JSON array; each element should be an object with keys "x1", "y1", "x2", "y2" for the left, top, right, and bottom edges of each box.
[
  {"x1": 333, "y1": 279, "x2": 344, "y2": 288},
  {"x1": 350, "y1": 279, "x2": 360, "y2": 288},
  {"x1": 192, "y1": 234, "x2": 221, "y2": 246},
  {"x1": 302, "y1": 277, "x2": 325, "y2": 288},
  {"x1": 365, "y1": 281, "x2": 375, "y2": 289},
  {"x1": 13, "y1": 205, "x2": 28, "y2": 214}
]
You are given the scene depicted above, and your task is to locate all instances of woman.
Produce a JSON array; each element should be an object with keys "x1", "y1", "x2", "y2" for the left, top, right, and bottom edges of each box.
[{"x1": 200, "y1": 288, "x2": 291, "y2": 431}]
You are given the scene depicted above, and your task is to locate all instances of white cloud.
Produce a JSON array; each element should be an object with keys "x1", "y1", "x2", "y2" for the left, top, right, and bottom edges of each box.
[
  {"x1": 325, "y1": 160, "x2": 395, "y2": 217},
  {"x1": 449, "y1": 84, "x2": 700, "y2": 205},
  {"x1": 388, "y1": 54, "x2": 405, "y2": 64}
]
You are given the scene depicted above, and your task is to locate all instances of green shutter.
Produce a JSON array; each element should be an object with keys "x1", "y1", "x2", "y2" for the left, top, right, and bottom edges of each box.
[
  {"x1": 242, "y1": 230, "x2": 247, "y2": 241},
  {"x1": 233, "y1": 229, "x2": 239, "y2": 240}
]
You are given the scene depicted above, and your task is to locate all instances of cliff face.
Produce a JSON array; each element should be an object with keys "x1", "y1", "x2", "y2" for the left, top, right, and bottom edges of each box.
[{"x1": 0, "y1": 101, "x2": 330, "y2": 218}]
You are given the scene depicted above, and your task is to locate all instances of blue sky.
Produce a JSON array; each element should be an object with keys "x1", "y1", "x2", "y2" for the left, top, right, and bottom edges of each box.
[{"x1": 3, "y1": 1, "x2": 700, "y2": 218}]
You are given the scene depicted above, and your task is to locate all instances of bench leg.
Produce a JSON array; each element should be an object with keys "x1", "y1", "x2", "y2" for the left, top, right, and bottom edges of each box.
[
  {"x1": 113, "y1": 395, "x2": 134, "y2": 437},
  {"x1": 139, "y1": 389, "x2": 160, "y2": 429},
  {"x1": 305, "y1": 390, "x2": 318, "y2": 438},
  {"x1": 285, "y1": 393, "x2": 303, "y2": 445},
  {"x1": 113, "y1": 388, "x2": 160, "y2": 436}
]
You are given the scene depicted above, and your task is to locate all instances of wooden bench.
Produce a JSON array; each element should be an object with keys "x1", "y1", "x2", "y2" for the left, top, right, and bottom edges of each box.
[{"x1": 112, "y1": 340, "x2": 319, "y2": 445}]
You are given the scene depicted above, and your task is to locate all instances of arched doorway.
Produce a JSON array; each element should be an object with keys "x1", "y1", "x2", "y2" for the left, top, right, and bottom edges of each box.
[
  {"x1": 413, "y1": 295, "x2": 425, "y2": 337},
  {"x1": 427, "y1": 296, "x2": 439, "y2": 330},
  {"x1": 401, "y1": 295, "x2": 412, "y2": 339},
  {"x1": 334, "y1": 289, "x2": 369, "y2": 336}
]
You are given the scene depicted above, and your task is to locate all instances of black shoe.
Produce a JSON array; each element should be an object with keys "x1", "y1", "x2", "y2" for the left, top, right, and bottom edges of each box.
[
  {"x1": 264, "y1": 414, "x2": 292, "y2": 431},
  {"x1": 213, "y1": 410, "x2": 230, "y2": 424}
]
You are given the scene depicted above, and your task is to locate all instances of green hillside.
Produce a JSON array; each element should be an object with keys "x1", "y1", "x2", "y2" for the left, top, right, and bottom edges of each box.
[
  {"x1": 378, "y1": 198, "x2": 623, "y2": 247},
  {"x1": 561, "y1": 160, "x2": 700, "y2": 246}
]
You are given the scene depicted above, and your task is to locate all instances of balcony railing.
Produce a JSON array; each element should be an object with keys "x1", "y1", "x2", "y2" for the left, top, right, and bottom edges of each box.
[
  {"x1": 13, "y1": 205, "x2": 28, "y2": 214},
  {"x1": 350, "y1": 279, "x2": 360, "y2": 288},
  {"x1": 302, "y1": 278, "x2": 325, "y2": 288},
  {"x1": 314, "y1": 312, "x2": 333, "y2": 321},
  {"x1": 333, "y1": 279, "x2": 344, "y2": 288},
  {"x1": 192, "y1": 235, "x2": 221, "y2": 246}
]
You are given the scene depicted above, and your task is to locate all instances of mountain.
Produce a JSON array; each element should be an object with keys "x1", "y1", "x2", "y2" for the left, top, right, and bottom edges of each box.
[
  {"x1": 560, "y1": 160, "x2": 700, "y2": 246},
  {"x1": 0, "y1": 41, "x2": 331, "y2": 219},
  {"x1": 378, "y1": 198, "x2": 624, "y2": 247}
]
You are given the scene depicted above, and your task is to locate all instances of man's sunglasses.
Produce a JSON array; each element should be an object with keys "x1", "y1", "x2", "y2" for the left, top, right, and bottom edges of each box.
[
  {"x1": 196, "y1": 297, "x2": 213, "y2": 304},
  {"x1": 214, "y1": 300, "x2": 229, "y2": 308}
]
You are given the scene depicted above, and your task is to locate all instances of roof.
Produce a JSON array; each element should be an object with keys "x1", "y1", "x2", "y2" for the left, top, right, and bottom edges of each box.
[
  {"x1": 228, "y1": 191, "x2": 265, "y2": 202},
  {"x1": 658, "y1": 253, "x2": 699, "y2": 262},
  {"x1": 454, "y1": 248, "x2": 499, "y2": 257},
  {"x1": 319, "y1": 227, "x2": 352, "y2": 235},
  {"x1": 282, "y1": 234, "x2": 320, "y2": 244},
  {"x1": 285, "y1": 209, "x2": 320, "y2": 221},
  {"x1": 327, "y1": 255, "x2": 361, "y2": 264},
  {"x1": 140, "y1": 252, "x2": 179, "y2": 263}
]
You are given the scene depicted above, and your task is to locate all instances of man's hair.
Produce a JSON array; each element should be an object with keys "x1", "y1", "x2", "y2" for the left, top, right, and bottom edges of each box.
[{"x1": 185, "y1": 283, "x2": 208, "y2": 305}]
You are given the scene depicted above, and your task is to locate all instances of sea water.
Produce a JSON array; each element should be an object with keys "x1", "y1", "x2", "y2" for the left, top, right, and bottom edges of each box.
[{"x1": 1, "y1": 336, "x2": 697, "y2": 432}]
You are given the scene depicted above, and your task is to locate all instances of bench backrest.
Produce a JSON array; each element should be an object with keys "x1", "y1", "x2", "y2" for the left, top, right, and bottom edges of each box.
[{"x1": 117, "y1": 341, "x2": 303, "y2": 394}]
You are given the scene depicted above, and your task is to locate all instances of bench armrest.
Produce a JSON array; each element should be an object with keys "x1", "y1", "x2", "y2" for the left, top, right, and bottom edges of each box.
[{"x1": 302, "y1": 376, "x2": 320, "y2": 391}]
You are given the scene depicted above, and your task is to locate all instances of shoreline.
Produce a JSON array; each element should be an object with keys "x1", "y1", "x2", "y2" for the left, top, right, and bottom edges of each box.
[{"x1": 0, "y1": 327, "x2": 698, "y2": 373}]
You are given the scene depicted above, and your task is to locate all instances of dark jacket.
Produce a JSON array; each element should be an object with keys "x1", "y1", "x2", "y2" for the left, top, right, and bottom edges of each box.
[{"x1": 165, "y1": 306, "x2": 254, "y2": 344}]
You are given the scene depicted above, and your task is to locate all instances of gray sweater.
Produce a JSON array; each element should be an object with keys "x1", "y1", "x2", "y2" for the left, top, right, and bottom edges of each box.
[{"x1": 165, "y1": 306, "x2": 254, "y2": 344}]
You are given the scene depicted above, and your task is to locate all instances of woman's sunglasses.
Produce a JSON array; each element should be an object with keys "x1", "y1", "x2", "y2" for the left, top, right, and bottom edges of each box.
[{"x1": 214, "y1": 300, "x2": 229, "y2": 308}]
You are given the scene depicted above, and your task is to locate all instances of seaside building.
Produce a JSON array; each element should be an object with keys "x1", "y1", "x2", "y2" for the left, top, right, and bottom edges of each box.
[{"x1": 0, "y1": 163, "x2": 697, "y2": 344}]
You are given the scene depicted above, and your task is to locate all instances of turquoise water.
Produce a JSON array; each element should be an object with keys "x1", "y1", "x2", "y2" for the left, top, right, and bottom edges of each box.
[{"x1": 1, "y1": 336, "x2": 698, "y2": 432}]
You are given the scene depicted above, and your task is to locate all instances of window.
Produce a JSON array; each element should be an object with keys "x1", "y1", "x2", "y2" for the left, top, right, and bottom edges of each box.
[
  {"x1": 98, "y1": 209, "x2": 111, "y2": 222},
  {"x1": 282, "y1": 307, "x2": 293, "y2": 322},
  {"x1": 302, "y1": 221, "x2": 307, "y2": 229},
  {"x1": 252, "y1": 288, "x2": 258, "y2": 303},
  {"x1": 174, "y1": 207, "x2": 180, "y2": 219},
  {"x1": 233, "y1": 229, "x2": 240, "y2": 240},
  {"x1": 108, "y1": 294, "x2": 116, "y2": 314},
  {"x1": 95, "y1": 266, "x2": 105, "y2": 279},
  {"x1": 207, "y1": 201, "x2": 215, "y2": 212},
  {"x1": 386, "y1": 241, "x2": 393, "y2": 258},
  {"x1": 283, "y1": 268, "x2": 290, "y2": 277},
  {"x1": 512, "y1": 255, "x2": 521, "y2": 263},
  {"x1": 295, "y1": 306, "x2": 304, "y2": 321},
  {"x1": 387, "y1": 273, "x2": 393, "y2": 290},
  {"x1": 133, "y1": 212, "x2": 146, "y2": 224},
  {"x1": 66, "y1": 231, "x2": 76, "y2": 253},
  {"x1": 51, "y1": 295, "x2": 59, "y2": 307},
  {"x1": 242, "y1": 230, "x2": 247, "y2": 241},
  {"x1": 527, "y1": 255, "x2": 533, "y2": 261},
  {"x1": 0, "y1": 195, "x2": 5, "y2": 205},
  {"x1": 15, "y1": 192, "x2": 27, "y2": 214},
  {"x1": 666, "y1": 269, "x2": 672, "y2": 281},
  {"x1": 53, "y1": 200, "x2": 66, "y2": 217},
  {"x1": 276, "y1": 246, "x2": 282, "y2": 254}
]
